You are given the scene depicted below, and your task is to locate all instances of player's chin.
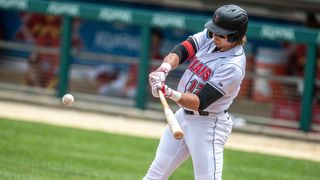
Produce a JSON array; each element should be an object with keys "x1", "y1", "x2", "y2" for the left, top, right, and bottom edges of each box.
[
  {"x1": 215, "y1": 43, "x2": 222, "y2": 49},
  {"x1": 214, "y1": 40, "x2": 222, "y2": 46}
]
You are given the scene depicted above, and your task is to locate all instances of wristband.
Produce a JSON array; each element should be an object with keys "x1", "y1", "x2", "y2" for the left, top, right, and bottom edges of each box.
[
  {"x1": 169, "y1": 90, "x2": 182, "y2": 102},
  {"x1": 159, "y1": 62, "x2": 172, "y2": 74}
]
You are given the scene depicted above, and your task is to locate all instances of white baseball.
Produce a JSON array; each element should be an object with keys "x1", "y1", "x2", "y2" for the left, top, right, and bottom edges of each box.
[{"x1": 62, "y1": 94, "x2": 74, "y2": 105}]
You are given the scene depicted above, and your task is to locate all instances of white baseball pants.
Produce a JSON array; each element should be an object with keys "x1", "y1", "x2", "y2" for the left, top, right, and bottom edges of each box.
[{"x1": 143, "y1": 108, "x2": 233, "y2": 180}]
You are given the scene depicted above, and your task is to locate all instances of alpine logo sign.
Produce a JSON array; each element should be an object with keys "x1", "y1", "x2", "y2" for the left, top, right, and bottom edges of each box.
[
  {"x1": 260, "y1": 25, "x2": 295, "y2": 41},
  {"x1": 98, "y1": 7, "x2": 132, "y2": 23},
  {"x1": 152, "y1": 13, "x2": 185, "y2": 29},
  {"x1": 47, "y1": 2, "x2": 80, "y2": 16},
  {"x1": 0, "y1": 0, "x2": 28, "y2": 10}
]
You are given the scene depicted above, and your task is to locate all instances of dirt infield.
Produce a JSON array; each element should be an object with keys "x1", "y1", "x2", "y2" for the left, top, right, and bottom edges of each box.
[{"x1": 1, "y1": 101, "x2": 320, "y2": 162}]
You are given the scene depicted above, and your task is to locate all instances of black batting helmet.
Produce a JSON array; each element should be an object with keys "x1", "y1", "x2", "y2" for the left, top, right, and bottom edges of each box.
[{"x1": 205, "y1": 4, "x2": 248, "y2": 43}]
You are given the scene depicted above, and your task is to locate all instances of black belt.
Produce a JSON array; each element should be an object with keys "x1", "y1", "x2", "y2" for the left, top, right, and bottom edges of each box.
[{"x1": 184, "y1": 109, "x2": 227, "y2": 116}]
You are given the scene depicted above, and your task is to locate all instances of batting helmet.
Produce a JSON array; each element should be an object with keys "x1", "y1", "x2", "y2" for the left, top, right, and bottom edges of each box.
[{"x1": 205, "y1": 4, "x2": 248, "y2": 43}]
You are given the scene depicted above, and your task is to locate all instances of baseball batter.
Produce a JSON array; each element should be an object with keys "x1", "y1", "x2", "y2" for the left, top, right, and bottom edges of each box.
[{"x1": 144, "y1": 4, "x2": 248, "y2": 180}]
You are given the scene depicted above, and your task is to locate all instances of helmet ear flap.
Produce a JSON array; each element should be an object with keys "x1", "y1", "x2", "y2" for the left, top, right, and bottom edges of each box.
[
  {"x1": 227, "y1": 33, "x2": 239, "y2": 43},
  {"x1": 207, "y1": 30, "x2": 213, "y2": 39},
  {"x1": 227, "y1": 21, "x2": 248, "y2": 43}
]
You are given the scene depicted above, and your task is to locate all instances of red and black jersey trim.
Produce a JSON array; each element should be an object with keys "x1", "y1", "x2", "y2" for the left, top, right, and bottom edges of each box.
[{"x1": 171, "y1": 37, "x2": 197, "y2": 64}]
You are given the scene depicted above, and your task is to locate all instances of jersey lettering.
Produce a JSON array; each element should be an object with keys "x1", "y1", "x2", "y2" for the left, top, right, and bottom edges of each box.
[
  {"x1": 198, "y1": 66, "x2": 208, "y2": 76},
  {"x1": 193, "y1": 63, "x2": 203, "y2": 74},
  {"x1": 188, "y1": 57, "x2": 199, "y2": 69},
  {"x1": 187, "y1": 79, "x2": 204, "y2": 95},
  {"x1": 202, "y1": 69, "x2": 212, "y2": 81},
  {"x1": 187, "y1": 79, "x2": 198, "y2": 93},
  {"x1": 188, "y1": 57, "x2": 213, "y2": 81}
]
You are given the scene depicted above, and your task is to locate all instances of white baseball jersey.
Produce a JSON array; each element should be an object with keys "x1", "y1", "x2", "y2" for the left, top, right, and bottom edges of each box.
[
  {"x1": 177, "y1": 28, "x2": 246, "y2": 113},
  {"x1": 144, "y1": 28, "x2": 246, "y2": 180}
]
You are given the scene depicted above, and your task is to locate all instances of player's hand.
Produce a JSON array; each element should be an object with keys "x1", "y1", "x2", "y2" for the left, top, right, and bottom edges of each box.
[
  {"x1": 148, "y1": 63, "x2": 172, "y2": 86},
  {"x1": 151, "y1": 82, "x2": 173, "y2": 98},
  {"x1": 151, "y1": 83, "x2": 182, "y2": 102}
]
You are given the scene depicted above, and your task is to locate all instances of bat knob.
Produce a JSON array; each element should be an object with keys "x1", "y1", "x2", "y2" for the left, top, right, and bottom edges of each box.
[{"x1": 174, "y1": 131, "x2": 184, "y2": 139}]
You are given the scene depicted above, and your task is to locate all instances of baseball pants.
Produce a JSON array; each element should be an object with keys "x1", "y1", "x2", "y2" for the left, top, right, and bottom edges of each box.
[{"x1": 143, "y1": 108, "x2": 233, "y2": 180}]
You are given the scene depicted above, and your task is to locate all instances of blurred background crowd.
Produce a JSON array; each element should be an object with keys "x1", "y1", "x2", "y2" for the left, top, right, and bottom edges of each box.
[{"x1": 0, "y1": 0, "x2": 319, "y2": 132}]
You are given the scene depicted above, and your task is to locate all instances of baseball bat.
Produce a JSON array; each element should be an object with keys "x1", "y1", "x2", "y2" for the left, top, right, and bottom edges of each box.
[{"x1": 158, "y1": 89, "x2": 184, "y2": 139}]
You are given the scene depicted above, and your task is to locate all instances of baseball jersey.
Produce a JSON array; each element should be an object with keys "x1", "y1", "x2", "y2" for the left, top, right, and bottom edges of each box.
[{"x1": 177, "y1": 28, "x2": 246, "y2": 113}]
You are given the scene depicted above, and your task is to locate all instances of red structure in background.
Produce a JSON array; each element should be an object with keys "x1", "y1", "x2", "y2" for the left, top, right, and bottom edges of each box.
[{"x1": 15, "y1": 13, "x2": 83, "y2": 89}]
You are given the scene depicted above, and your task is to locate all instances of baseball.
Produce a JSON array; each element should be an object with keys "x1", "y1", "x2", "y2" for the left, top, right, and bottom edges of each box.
[{"x1": 62, "y1": 94, "x2": 74, "y2": 105}]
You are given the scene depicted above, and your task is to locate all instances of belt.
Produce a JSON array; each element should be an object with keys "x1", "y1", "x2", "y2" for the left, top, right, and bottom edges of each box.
[{"x1": 184, "y1": 109, "x2": 228, "y2": 116}]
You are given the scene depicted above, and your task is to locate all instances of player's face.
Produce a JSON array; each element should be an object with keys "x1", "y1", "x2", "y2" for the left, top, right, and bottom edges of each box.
[{"x1": 212, "y1": 34, "x2": 235, "y2": 51}]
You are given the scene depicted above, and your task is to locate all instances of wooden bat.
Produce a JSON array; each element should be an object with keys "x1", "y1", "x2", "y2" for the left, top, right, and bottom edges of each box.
[{"x1": 158, "y1": 89, "x2": 184, "y2": 139}]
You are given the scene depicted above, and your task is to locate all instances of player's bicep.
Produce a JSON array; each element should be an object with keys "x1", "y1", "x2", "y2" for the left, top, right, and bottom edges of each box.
[
  {"x1": 171, "y1": 29, "x2": 208, "y2": 64},
  {"x1": 171, "y1": 37, "x2": 197, "y2": 64}
]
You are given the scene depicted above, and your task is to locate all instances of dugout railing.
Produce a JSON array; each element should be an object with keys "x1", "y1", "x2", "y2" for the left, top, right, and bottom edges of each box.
[{"x1": 0, "y1": 0, "x2": 319, "y2": 132}]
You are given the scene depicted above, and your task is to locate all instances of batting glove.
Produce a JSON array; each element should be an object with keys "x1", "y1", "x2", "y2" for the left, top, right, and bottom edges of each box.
[
  {"x1": 152, "y1": 83, "x2": 182, "y2": 102},
  {"x1": 148, "y1": 63, "x2": 172, "y2": 86}
]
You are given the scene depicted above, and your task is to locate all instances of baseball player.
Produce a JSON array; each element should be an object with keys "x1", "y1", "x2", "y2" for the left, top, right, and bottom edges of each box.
[{"x1": 144, "y1": 4, "x2": 248, "y2": 180}]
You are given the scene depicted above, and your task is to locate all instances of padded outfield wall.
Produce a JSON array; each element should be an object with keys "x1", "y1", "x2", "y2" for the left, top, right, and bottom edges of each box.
[{"x1": 0, "y1": 0, "x2": 319, "y2": 132}]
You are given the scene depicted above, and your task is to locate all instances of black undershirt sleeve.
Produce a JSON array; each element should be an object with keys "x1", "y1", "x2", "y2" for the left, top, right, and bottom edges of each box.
[
  {"x1": 171, "y1": 44, "x2": 188, "y2": 64},
  {"x1": 171, "y1": 37, "x2": 197, "y2": 64},
  {"x1": 196, "y1": 83, "x2": 224, "y2": 111}
]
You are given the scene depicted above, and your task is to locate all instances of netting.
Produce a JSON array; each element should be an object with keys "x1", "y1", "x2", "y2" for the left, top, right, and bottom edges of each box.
[{"x1": 0, "y1": 12, "x2": 319, "y2": 131}]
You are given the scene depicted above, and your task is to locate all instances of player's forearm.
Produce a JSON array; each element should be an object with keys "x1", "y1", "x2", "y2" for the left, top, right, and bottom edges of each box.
[
  {"x1": 177, "y1": 92, "x2": 200, "y2": 111},
  {"x1": 162, "y1": 85, "x2": 200, "y2": 111},
  {"x1": 162, "y1": 53, "x2": 180, "y2": 70},
  {"x1": 150, "y1": 53, "x2": 179, "y2": 84}
]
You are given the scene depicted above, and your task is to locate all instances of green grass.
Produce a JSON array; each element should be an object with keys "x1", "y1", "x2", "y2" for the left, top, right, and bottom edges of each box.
[{"x1": 0, "y1": 118, "x2": 319, "y2": 180}]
